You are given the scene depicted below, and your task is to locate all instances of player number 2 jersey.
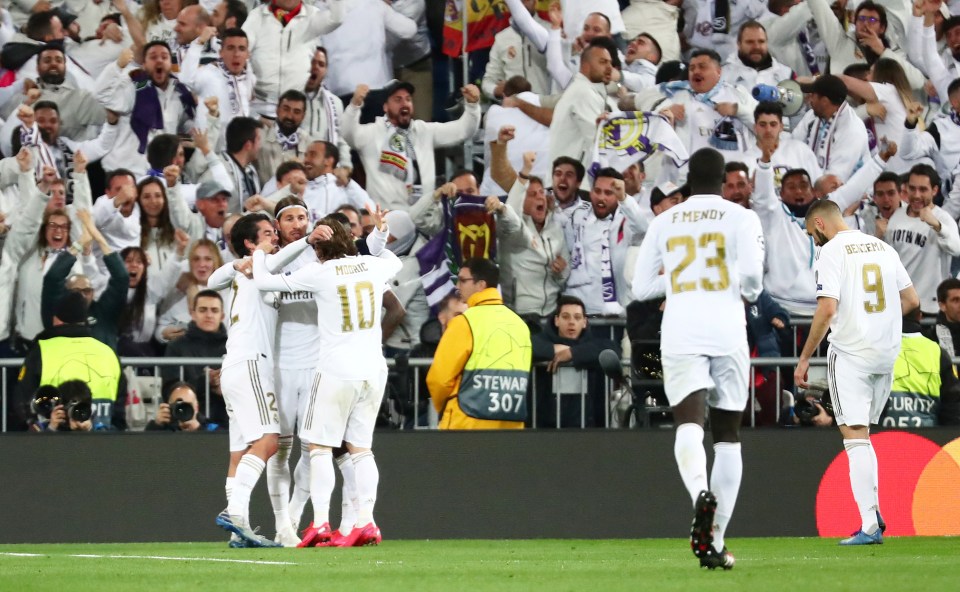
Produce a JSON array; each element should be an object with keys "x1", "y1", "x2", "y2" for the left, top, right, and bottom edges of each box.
[{"x1": 816, "y1": 230, "x2": 913, "y2": 372}]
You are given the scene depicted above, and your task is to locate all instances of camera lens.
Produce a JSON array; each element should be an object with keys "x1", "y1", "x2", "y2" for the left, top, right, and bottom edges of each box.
[
  {"x1": 172, "y1": 400, "x2": 195, "y2": 422},
  {"x1": 67, "y1": 400, "x2": 92, "y2": 423}
]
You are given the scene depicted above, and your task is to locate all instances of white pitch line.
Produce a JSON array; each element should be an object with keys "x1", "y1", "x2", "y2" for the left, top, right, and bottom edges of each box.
[{"x1": 0, "y1": 552, "x2": 296, "y2": 566}]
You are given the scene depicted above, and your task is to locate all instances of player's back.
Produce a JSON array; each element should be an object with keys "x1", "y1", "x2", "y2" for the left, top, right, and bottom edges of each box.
[
  {"x1": 819, "y1": 230, "x2": 910, "y2": 372},
  {"x1": 312, "y1": 253, "x2": 403, "y2": 379},
  {"x1": 223, "y1": 273, "x2": 280, "y2": 367},
  {"x1": 647, "y1": 195, "x2": 764, "y2": 356}
]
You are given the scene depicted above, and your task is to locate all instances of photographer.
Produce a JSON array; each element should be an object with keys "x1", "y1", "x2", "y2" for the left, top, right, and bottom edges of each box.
[
  {"x1": 146, "y1": 383, "x2": 220, "y2": 432},
  {"x1": 28, "y1": 381, "x2": 94, "y2": 433},
  {"x1": 783, "y1": 384, "x2": 836, "y2": 427}
]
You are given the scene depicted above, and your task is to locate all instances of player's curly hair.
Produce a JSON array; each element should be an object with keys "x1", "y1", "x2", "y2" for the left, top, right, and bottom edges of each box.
[{"x1": 313, "y1": 216, "x2": 358, "y2": 262}]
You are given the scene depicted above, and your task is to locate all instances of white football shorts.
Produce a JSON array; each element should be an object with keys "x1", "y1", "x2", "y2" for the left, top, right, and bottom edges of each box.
[
  {"x1": 300, "y1": 368, "x2": 388, "y2": 449},
  {"x1": 661, "y1": 345, "x2": 749, "y2": 411},
  {"x1": 221, "y1": 359, "x2": 281, "y2": 452},
  {"x1": 827, "y1": 346, "x2": 893, "y2": 427},
  {"x1": 276, "y1": 367, "x2": 316, "y2": 440}
]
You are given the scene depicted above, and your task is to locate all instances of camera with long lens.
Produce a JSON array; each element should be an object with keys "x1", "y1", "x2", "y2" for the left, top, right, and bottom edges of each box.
[
  {"x1": 31, "y1": 384, "x2": 93, "y2": 424},
  {"x1": 171, "y1": 400, "x2": 195, "y2": 423},
  {"x1": 794, "y1": 381, "x2": 834, "y2": 426}
]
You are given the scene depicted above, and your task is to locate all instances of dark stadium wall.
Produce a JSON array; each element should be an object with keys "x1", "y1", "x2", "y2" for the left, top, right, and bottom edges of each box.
[{"x1": 0, "y1": 429, "x2": 957, "y2": 544}]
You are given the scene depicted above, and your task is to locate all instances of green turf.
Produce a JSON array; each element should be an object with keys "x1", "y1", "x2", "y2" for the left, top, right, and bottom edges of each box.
[{"x1": 1, "y1": 538, "x2": 958, "y2": 592}]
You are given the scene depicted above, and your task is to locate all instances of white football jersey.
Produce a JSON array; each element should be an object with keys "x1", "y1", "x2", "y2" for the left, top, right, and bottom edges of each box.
[
  {"x1": 275, "y1": 247, "x2": 321, "y2": 370},
  {"x1": 222, "y1": 273, "x2": 281, "y2": 368},
  {"x1": 631, "y1": 195, "x2": 765, "y2": 356},
  {"x1": 253, "y1": 250, "x2": 403, "y2": 380},
  {"x1": 816, "y1": 230, "x2": 913, "y2": 372}
]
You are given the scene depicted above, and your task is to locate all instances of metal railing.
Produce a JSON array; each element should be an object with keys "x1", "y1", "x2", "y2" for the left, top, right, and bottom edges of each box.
[{"x1": 0, "y1": 354, "x2": 839, "y2": 433}]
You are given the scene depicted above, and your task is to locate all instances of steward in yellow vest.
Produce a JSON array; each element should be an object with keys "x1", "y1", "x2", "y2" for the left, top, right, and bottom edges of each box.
[
  {"x1": 15, "y1": 291, "x2": 124, "y2": 431},
  {"x1": 427, "y1": 258, "x2": 532, "y2": 430}
]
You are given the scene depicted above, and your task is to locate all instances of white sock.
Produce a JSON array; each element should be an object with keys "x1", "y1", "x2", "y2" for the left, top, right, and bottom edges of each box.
[
  {"x1": 352, "y1": 451, "x2": 379, "y2": 526},
  {"x1": 674, "y1": 423, "x2": 708, "y2": 506},
  {"x1": 336, "y1": 453, "x2": 359, "y2": 533},
  {"x1": 309, "y1": 448, "x2": 335, "y2": 526},
  {"x1": 225, "y1": 477, "x2": 234, "y2": 506},
  {"x1": 844, "y1": 439, "x2": 879, "y2": 534},
  {"x1": 710, "y1": 442, "x2": 743, "y2": 552},
  {"x1": 228, "y1": 454, "x2": 266, "y2": 526},
  {"x1": 869, "y1": 442, "x2": 881, "y2": 519},
  {"x1": 289, "y1": 442, "x2": 312, "y2": 530},
  {"x1": 267, "y1": 435, "x2": 294, "y2": 532}
]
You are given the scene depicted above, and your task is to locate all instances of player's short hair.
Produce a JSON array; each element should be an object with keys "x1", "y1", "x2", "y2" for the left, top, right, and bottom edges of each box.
[
  {"x1": 593, "y1": 167, "x2": 624, "y2": 185},
  {"x1": 276, "y1": 160, "x2": 306, "y2": 182},
  {"x1": 278, "y1": 89, "x2": 308, "y2": 108},
  {"x1": 223, "y1": 0, "x2": 249, "y2": 27},
  {"x1": 690, "y1": 48, "x2": 722, "y2": 67},
  {"x1": 193, "y1": 289, "x2": 223, "y2": 308},
  {"x1": 585, "y1": 37, "x2": 621, "y2": 69},
  {"x1": 231, "y1": 212, "x2": 273, "y2": 257},
  {"x1": 143, "y1": 40, "x2": 173, "y2": 59},
  {"x1": 937, "y1": 277, "x2": 960, "y2": 302},
  {"x1": 274, "y1": 195, "x2": 308, "y2": 219},
  {"x1": 781, "y1": 168, "x2": 812, "y2": 187},
  {"x1": 105, "y1": 168, "x2": 137, "y2": 188},
  {"x1": 33, "y1": 100, "x2": 59, "y2": 114},
  {"x1": 314, "y1": 140, "x2": 339, "y2": 166},
  {"x1": 221, "y1": 27, "x2": 247, "y2": 42},
  {"x1": 336, "y1": 204, "x2": 360, "y2": 217},
  {"x1": 554, "y1": 294, "x2": 586, "y2": 318},
  {"x1": 724, "y1": 161, "x2": 750, "y2": 177},
  {"x1": 873, "y1": 171, "x2": 901, "y2": 190},
  {"x1": 147, "y1": 133, "x2": 181, "y2": 170},
  {"x1": 804, "y1": 198, "x2": 841, "y2": 223},
  {"x1": 688, "y1": 148, "x2": 725, "y2": 195},
  {"x1": 552, "y1": 156, "x2": 585, "y2": 182},
  {"x1": 225, "y1": 116, "x2": 261, "y2": 154},
  {"x1": 314, "y1": 216, "x2": 358, "y2": 261},
  {"x1": 754, "y1": 101, "x2": 783, "y2": 121},
  {"x1": 737, "y1": 20, "x2": 766, "y2": 43},
  {"x1": 461, "y1": 257, "x2": 499, "y2": 289},
  {"x1": 949, "y1": 78, "x2": 960, "y2": 98},
  {"x1": 503, "y1": 75, "x2": 532, "y2": 97},
  {"x1": 25, "y1": 11, "x2": 60, "y2": 41},
  {"x1": 907, "y1": 163, "x2": 940, "y2": 191},
  {"x1": 326, "y1": 212, "x2": 352, "y2": 233}
]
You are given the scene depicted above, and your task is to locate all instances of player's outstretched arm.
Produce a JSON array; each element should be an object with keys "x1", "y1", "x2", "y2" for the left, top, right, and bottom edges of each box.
[
  {"x1": 737, "y1": 211, "x2": 766, "y2": 303},
  {"x1": 251, "y1": 250, "x2": 299, "y2": 293},
  {"x1": 207, "y1": 259, "x2": 240, "y2": 291}
]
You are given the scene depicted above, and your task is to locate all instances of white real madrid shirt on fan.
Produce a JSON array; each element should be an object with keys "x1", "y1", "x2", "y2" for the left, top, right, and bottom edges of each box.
[
  {"x1": 631, "y1": 194, "x2": 765, "y2": 355},
  {"x1": 791, "y1": 101, "x2": 871, "y2": 180},
  {"x1": 742, "y1": 132, "x2": 822, "y2": 192},
  {"x1": 252, "y1": 238, "x2": 403, "y2": 379},
  {"x1": 815, "y1": 230, "x2": 913, "y2": 372}
]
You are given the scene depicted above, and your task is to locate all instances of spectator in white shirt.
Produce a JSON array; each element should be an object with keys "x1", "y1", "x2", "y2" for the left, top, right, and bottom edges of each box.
[
  {"x1": 482, "y1": 0, "x2": 551, "y2": 100},
  {"x1": 481, "y1": 77, "x2": 550, "y2": 195},
  {"x1": 721, "y1": 21, "x2": 795, "y2": 93},
  {"x1": 242, "y1": 0, "x2": 346, "y2": 116},
  {"x1": 256, "y1": 89, "x2": 309, "y2": 184},
  {"x1": 302, "y1": 47, "x2": 350, "y2": 168}
]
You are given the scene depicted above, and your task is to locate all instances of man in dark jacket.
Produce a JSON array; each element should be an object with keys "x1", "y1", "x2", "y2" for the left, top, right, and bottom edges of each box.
[
  {"x1": 531, "y1": 295, "x2": 620, "y2": 427},
  {"x1": 161, "y1": 289, "x2": 228, "y2": 424},
  {"x1": 146, "y1": 382, "x2": 221, "y2": 432},
  {"x1": 931, "y1": 278, "x2": 960, "y2": 377},
  {"x1": 40, "y1": 211, "x2": 129, "y2": 350},
  {"x1": 16, "y1": 291, "x2": 125, "y2": 431}
]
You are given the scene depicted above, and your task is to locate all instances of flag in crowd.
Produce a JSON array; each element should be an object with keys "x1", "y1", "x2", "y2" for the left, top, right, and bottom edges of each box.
[
  {"x1": 442, "y1": 0, "x2": 511, "y2": 58},
  {"x1": 417, "y1": 193, "x2": 498, "y2": 307},
  {"x1": 588, "y1": 111, "x2": 690, "y2": 180}
]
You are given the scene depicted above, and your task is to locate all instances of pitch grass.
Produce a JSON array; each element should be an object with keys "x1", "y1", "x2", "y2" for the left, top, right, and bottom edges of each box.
[{"x1": 1, "y1": 537, "x2": 958, "y2": 592}]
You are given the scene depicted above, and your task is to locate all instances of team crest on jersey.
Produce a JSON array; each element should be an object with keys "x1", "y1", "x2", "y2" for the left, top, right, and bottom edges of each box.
[{"x1": 389, "y1": 134, "x2": 405, "y2": 152}]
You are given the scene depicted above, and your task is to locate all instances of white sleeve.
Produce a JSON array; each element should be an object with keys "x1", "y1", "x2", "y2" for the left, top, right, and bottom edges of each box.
[
  {"x1": 264, "y1": 237, "x2": 310, "y2": 272},
  {"x1": 736, "y1": 211, "x2": 765, "y2": 302},
  {"x1": 545, "y1": 28, "x2": 574, "y2": 90},
  {"x1": 630, "y1": 224, "x2": 667, "y2": 301},
  {"x1": 814, "y1": 246, "x2": 841, "y2": 301},
  {"x1": 251, "y1": 249, "x2": 319, "y2": 292},
  {"x1": 502, "y1": 0, "x2": 549, "y2": 52},
  {"x1": 895, "y1": 254, "x2": 913, "y2": 290},
  {"x1": 207, "y1": 260, "x2": 238, "y2": 292},
  {"x1": 93, "y1": 61, "x2": 135, "y2": 114},
  {"x1": 827, "y1": 155, "x2": 883, "y2": 212},
  {"x1": 933, "y1": 208, "x2": 960, "y2": 256},
  {"x1": 365, "y1": 226, "x2": 390, "y2": 256}
]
